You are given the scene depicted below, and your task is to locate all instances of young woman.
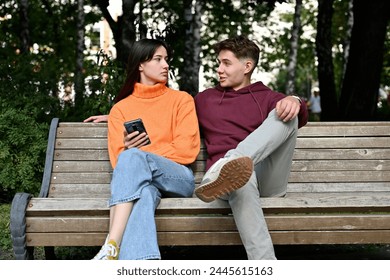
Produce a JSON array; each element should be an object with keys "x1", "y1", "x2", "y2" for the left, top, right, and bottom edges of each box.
[{"x1": 92, "y1": 38, "x2": 200, "y2": 260}]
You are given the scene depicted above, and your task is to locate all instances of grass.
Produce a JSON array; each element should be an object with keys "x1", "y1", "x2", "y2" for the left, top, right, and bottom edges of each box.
[
  {"x1": 0, "y1": 203, "x2": 12, "y2": 260},
  {"x1": 0, "y1": 203, "x2": 98, "y2": 260}
]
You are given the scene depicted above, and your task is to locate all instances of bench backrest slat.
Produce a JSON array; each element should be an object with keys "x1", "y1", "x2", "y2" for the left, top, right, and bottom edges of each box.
[{"x1": 47, "y1": 121, "x2": 390, "y2": 199}]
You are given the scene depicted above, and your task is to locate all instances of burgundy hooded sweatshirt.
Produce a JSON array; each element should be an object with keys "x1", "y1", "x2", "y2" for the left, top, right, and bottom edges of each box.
[{"x1": 195, "y1": 81, "x2": 308, "y2": 170}]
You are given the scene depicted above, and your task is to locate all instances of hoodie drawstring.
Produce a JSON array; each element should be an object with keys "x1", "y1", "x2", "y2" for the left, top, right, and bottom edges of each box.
[
  {"x1": 249, "y1": 88, "x2": 264, "y2": 121},
  {"x1": 217, "y1": 84, "x2": 264, "y2": 121},
  {"x1": 218, "y1": 90, "x2": 226, "y2": 104}
]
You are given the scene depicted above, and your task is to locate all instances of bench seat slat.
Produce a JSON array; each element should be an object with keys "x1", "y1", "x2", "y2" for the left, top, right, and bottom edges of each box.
[
  {"x1": 47, "y1": 182, "x2": 390, "y2": 199},
  {"x1": 25, "y1": 230, "x2": 390, "y2": 247},
  {"x1": 25, "y1": 195, "x2": 390, "y2": 216},
  {"x1": 159, "y1": 230, "x2": 390, "y2": 245},
  {"x1": 26, "y1": 215, "x2": 390, "y2": 233}
]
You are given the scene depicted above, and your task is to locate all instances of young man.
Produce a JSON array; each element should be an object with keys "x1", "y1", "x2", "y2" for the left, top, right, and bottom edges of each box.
[{"x1": 194, "y1": 35, "x2": 308, "y2": 259}]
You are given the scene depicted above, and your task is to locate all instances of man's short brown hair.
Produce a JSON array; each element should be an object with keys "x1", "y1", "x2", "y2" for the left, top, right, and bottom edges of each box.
[{"x1": 214, "y1": 35, "x2": 260, "y2": 68}]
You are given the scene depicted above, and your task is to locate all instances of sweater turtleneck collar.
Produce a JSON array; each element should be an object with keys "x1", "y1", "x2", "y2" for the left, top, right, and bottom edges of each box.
[{"x1": 132, "y1": 82, "x2": 167, "y2": 99}]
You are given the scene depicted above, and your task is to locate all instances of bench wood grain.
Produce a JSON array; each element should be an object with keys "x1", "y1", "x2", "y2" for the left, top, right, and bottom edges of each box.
[{"x1": 10, "y1": 118, "x2": 390, "y2": 259}]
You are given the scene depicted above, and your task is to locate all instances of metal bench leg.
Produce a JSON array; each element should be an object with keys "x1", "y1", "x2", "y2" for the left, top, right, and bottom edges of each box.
[{"x1": 10, "y1": 192, "x2": 33, "y2": 260}]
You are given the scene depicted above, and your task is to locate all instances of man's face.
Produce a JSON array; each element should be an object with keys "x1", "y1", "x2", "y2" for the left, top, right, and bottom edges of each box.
[{"x1": 216, "y1": 50, "x2": 251, "y2": 90}]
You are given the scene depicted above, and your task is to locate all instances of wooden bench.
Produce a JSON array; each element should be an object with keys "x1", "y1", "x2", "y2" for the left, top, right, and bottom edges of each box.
[{"x1": 10, "y1": 118, "x2": 390, "y2": 259}]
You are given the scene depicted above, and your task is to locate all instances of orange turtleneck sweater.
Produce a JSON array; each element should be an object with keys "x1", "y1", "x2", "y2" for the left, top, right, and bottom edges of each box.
[{"x1": 108, "y1": 82, "x2": 200, "y2": 168}]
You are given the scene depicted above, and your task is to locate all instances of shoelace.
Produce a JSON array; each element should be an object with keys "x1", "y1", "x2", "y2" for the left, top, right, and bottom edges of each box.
[
  {"x1": 106, "y1": 244, "x2": 118, "y2": 258},
  {"x1": 93, "y1": 243, "x2": 118, "y2": 260}
]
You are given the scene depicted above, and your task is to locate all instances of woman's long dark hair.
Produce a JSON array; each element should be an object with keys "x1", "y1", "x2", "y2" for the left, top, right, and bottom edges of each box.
[{"x1": 114, "y1": 38, "x2": 171, "y2": 103}]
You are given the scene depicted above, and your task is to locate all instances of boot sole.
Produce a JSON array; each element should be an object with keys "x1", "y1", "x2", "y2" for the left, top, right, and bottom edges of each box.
[{"x1": 195, "y1": 157, "x2": 253, "y2": 202}]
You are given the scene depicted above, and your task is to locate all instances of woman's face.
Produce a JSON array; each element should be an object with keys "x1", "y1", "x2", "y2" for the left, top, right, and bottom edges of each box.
[{"x1": 139, "y1": 46, "x2": 169, "y2": 85}]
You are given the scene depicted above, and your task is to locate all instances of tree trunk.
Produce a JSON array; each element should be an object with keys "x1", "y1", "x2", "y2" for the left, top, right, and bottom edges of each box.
[
  {"x1": 285, "y1": 0, "x2": 302, "y2": 95},
  {"x1": 92, "y1": 0, "x2": 138, "y2": 66},
  {"x1": 138, "y1": 0, "x2": 147, "y2": 39},
  {"x1": 339, "y1": 0, "x2": 390, "y2": 120},
  {"x1": 180, "y1": 0, "x2": 203, "y2": 96},
  {"x1": 119, "y1": 0, "x2": 138, "y2": 65},
  {"x1": 74, "y1": 0, "x2": 85, "y2": 107},
  {"x1": 19, "y1": 0, "x2": 30, "y2": 54},
  {"x1": 316, "y1": 0, "x2": 338, "y2": 120},
  {"x1": 341, "y1": 0, "x2": 353, "y2": 82}
]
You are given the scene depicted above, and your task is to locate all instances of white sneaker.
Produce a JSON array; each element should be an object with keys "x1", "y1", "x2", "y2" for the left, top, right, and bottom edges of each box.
[
  {"x1": 195, "y1": 155, "x2": 253, "y2": 202},
  {"x1": 92, "y1": 240, "x2": 119, "y2": 260}
]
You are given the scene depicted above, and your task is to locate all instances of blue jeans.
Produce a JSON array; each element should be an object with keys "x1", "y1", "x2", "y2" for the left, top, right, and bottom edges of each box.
[{"x1": 109, "y1": 148, "x2": 195, "y2": 260}]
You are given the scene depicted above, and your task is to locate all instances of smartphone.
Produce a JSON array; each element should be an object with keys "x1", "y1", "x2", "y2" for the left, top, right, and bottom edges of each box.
[{"x1": 124, "y1": 118, "x2": 151, "y2": 145}]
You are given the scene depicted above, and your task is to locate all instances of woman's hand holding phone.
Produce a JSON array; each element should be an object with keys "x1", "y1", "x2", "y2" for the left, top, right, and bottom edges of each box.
[
  {"x1": 123, "y1": 130, "x2": 150, "y2": 149},
  {"x1": 123, "y1": 118, "x2": 151, "y2": 149}
]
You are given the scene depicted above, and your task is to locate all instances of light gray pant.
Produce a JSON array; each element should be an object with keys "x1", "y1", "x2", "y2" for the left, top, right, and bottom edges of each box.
[{"x1": 221, "y1": 109, "x2": 298, "y2": 260}]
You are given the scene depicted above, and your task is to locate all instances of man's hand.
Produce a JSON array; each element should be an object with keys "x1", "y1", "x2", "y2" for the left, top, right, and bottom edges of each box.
[
  {"x1": 123, "y1": 130, "x2": 150, "y2": 149},
  {"x1": 83, "y1": 115, "x2": 108, "y2": 123},
  {"x1": 275, "y1": 96, "x2": 301, "y2": 122}
]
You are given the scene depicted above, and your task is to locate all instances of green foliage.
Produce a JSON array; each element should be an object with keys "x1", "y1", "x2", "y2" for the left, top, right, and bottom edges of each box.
[
  {"x1": 262, "y1": 0, "x2": 318, "y2": 96},
  {"x1": 0, "y1": 53, "x2": 121, "y2": 202},
  {"x1": 0, "y1": 53, "x2": 61, "y2": 118},
  {"x1": 141, "y1": 0, "x2": 274, "y2": 88},
  {"x1": 1, "y1": 0, "x2": 388, "y2": 202},
  {"x1": 381, "y1": 24, "x2": 390, "y2": 87},
  {"x1": 0, "y1": 204, "x2": 11, "y2": 251},
  {"x1": 0, "y1": 51, "x2": 60, "y2": 201},
  {"x1": 84, "y1": 50, "x2": 125, "y2": 114},
  {"x1": 377, "y1": 97, "x2": 390, "y2": 120},
  {"x1": 55, "y1": 246, "x2": 100, "y2": 260},
  {"x1": 200, "y1": 1, "x2": 273, "y2": 85},
  {"x1": 0, "y1": 1, "x2": 124, "y2": 202},
  {"x1": 0, "y1": 106, "x2": 49, "y2": 200},
  {"x1": 60, "y1": 50, "x2": 125, "y2": 121}
]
